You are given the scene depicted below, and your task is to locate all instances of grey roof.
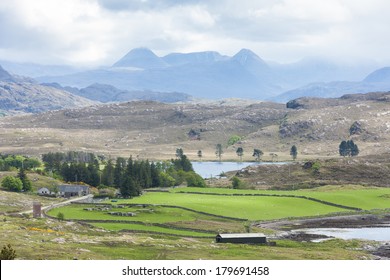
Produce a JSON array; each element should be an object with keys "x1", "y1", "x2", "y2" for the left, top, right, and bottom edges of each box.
[
  {"x1": 59, "y1": 185, "x2": 89, "y2": 193},
  {"x1": 216, "y1": 233, "x2": 266, "y2": 238}
]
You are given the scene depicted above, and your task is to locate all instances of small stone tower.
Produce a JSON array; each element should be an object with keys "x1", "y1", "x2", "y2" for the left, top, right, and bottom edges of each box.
[{"x1": 33, "y1": 202, "x2": 42, "y2": 218}]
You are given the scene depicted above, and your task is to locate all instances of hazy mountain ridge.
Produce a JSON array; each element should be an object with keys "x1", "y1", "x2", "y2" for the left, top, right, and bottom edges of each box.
[
  {"x1": 1, "y1": 47, "x2": 387, "y2": 102},
  {"x1": 43, "y1": 82, "x2": 192, "y2": 103},
  {"x1": 0, "y1": 66, "x2": 97, "y2": 114},
  {"x1": 37, "y1": 48, "x2": 380, "y2": 101}
]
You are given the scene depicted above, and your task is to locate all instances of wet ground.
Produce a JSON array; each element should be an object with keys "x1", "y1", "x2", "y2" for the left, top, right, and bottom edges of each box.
[{"x1": 255, "y1": 213, "x2": 390, "y2": 259}]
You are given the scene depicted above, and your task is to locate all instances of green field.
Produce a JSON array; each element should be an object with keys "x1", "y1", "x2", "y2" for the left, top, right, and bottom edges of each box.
[
  {"x1": 46, "y1": 185, "x2": 390, "y2": 238},
  {"x1": 172, "y1": 186, "x2": 390, "y2": 210}
]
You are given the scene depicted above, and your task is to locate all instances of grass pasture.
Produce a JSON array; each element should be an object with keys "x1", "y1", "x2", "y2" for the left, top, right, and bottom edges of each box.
[
  {"x1": 6, "y1": 184, "x2": 390, "y2": 259},
  {"x1": 46, "y1": 184, "x2": 390, "y2": 239}
]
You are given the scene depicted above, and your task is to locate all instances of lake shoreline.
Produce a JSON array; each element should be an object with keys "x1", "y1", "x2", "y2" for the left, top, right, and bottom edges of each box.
[{"x1": 256, "y1": 212, "x2": 390, "y2": 259}]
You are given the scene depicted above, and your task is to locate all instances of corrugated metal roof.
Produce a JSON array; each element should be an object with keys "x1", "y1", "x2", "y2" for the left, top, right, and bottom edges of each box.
[
  {"x1": 59, "y1": 185, "x2": 89, "y2": 192},
  {"x1": 216, "y1": 233, "x2": 266, "y2": 238}
]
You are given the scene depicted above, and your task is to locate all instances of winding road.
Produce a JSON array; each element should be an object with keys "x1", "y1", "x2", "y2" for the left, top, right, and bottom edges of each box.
[{"x1": 19, "y1": 194, "x2": 93, "y2": 215}]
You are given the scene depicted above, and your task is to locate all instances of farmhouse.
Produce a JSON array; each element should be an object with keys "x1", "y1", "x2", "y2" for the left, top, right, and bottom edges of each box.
[
  {"x1": 37, "y1": 187, "x2": 51, "y2": 196},
  {"x1": 58, "y1": 184, "x2": 90, "y2": 198},
  {"x1": 215, "y1": 233, "x2": 267, "y2": 244}
]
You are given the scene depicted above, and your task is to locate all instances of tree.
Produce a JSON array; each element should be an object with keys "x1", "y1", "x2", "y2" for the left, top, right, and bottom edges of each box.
[
  {"x1": 1, "y1": 176, "x2": 23, "y2": 192},
  {"x1": 215, "y1": 144, "x2": 223, "y2": 162},
  {"x1": 57, "y1": 212, "x2": 65, "y2": 221},
  {"x1": 0, "y1": 244, "x2": 16, "y2": 260},
  {"x1": 339, "y1": 140, "x2": 348, "y2": 157},
  {"x1": 231, "y1": 176, "x2": 242, "y2": 189},
  {"x1": 290, "y1": 145, "x2": 298, "y2": 161},
  {"x1": 339, "y1": 140, "x2": 359, "y2": 157},
  {"x1": 101, "y1": 159, "x2": 114, "y2": 186},
  {"x1": 228, "y1": 135, "x2": 241, "y2": 146},
  {"x1": 184, "y1": 172, "x2": 206, "y2": 188},
  {"x1": 197, "y1": 150, "x2": 202, "y2": 161},
  {"x1": 349, "y1": 140, "x2": 359, "y2": 157},
  {"x1": 236, "y1": 147, "x2": 244, "y2": 161},
  {"x1": 17, "y1": 168, "x2": 32, "y2": 192},
  {"x1": 175, "y1": 148, "x2": 184, "y2": 159},
  {"x1": 159, "y1": 172, "x2": 176, "y2": 188},
  {"x1": 253, "y1": 149, "x2": 263, "y2": 161},
  {"x1": 269, "y1": 153, "x2": 278, "y2": 162},
  {"x1": 113, "y1": 157, "x2": 126, "y2": 189}
]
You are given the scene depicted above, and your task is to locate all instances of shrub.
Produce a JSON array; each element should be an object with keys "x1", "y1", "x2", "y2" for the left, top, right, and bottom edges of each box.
[
  {"x1": 1, "y1": 176, "x2": 23, "y2": 192},
  {"x1": 228, "y1": 135, "x2": 241, "y2": 146},
  {"x1": 57, "y1": 212, "x2": 65, "y2": 221},
  {"x1": 0, "y1": 244, "x2": 16, "y2": 260},
  {"x1": 231, "y1": 176, "x2": 242, "y2": 189},
  {"x1": 185, "y1": 172, "x2": 206, "y2": 188}
]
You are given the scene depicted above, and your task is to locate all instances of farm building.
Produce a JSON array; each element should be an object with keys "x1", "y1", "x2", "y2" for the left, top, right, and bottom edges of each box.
[
  {"x1": 37, "y1": 187, "x2": 52, "y2": 196},
  {"x1": 58, "y1": 184, "x2": 90, "y2": 198},
  {"x1": 215, "y1": 233, "x2": 267, "y2": 244}
]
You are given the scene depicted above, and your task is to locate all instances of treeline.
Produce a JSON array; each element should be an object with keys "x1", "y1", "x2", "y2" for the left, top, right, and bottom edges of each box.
[
  {"x1": 0, "y1": 154, "x2": 41, "y2": 171},
  {"x1": 41, "y1": 151, "x2": 205, "y2": 197}
]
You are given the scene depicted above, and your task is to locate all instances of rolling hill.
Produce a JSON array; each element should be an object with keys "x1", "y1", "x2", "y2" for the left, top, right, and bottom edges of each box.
[{"x1": 1, "y1": 91, "x2": 390, "y2": 160}]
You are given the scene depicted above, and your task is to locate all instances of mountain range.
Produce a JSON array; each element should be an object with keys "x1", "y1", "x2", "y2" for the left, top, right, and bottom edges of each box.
[{"x1": 1, "y1": 48, "x2": 390, "y2": 109}]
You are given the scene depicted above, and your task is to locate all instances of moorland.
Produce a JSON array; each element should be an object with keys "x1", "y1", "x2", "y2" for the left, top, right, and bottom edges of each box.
[{"x1": 1, "y1": 90, "x2": 390, "y2": 260}]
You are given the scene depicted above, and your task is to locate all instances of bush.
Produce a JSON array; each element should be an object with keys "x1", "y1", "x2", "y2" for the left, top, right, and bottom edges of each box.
[
  {"x1": 228, "y1": 135, "x2": 241, "y2": 146},
  {"x1": 185, "y1": 172, "x2": 206, "y2": 188},
  {"x1": 1, "y1": 176, "x2": 23, "y2": 192},
  {"x1": 231, "y1": 176, "x2": 242, "y2": 189},
  {"x1": 57, "y1": 212, "x2": 65, "y2": 221},
  {"x1": 0, "y1": 244, "x2": 16, "y2": 260}
]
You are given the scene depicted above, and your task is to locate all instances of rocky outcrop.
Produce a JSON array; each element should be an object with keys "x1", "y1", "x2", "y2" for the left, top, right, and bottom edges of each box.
[
  {"x1": 0, "y1": 81, "x2": 97, "y2": 114},
  {"x1": 279, "y1": 120, "x2": 314, "y2": 138}
]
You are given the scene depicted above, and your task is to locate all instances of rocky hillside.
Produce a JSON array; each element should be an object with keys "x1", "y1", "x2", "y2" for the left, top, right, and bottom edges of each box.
[
  {"x1": 0, "y1": 65, "x2": 97, "y2": 114},
  {"x1": 0, "y1": 82, "x2": 97, "y2": 114},
  {"x1": 1, "y1": 92, "x2": 390, "y2": 159}
]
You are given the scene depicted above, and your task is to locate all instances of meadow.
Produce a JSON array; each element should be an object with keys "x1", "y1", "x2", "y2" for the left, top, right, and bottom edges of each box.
[{"x1": 46, "y1": 185, "x2": 390, "y2": 237}]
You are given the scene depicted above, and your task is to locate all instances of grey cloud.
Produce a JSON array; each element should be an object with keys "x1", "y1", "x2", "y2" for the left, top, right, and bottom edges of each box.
[{"x1": 97, "y1": 0, "x2": 203, "y2": 11}]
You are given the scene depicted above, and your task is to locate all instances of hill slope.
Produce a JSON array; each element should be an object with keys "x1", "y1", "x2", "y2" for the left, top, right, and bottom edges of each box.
[
  {"x1": 1, "y1": 92, "x2": 390, "y2": 159},
  {"x1": 0, "y1": 64, "x2": 97, "y2": 114}
]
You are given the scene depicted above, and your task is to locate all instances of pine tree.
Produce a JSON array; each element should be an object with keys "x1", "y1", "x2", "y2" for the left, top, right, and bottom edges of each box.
[
  {"x1": 236, "y1": 147, "x2": 244, "y2": 161},
  {"x1": 114, "y1": 157, "x2": 126, "y2": 189},
  {"x1": 290, "y1": 145, "x2": 298, "y2": 161},
  {"x1": 215, "y1": 144, "x2": 223, "y2": 162},
  {"x1": 18, "y1": 168, "x2": 32, "y2": 192},
  {"x1": 339, "y1": 140, "x2": 348, "y2": 157},
  {"x1": 101, "y1": 159, "x2": 114, "y2": 186}
]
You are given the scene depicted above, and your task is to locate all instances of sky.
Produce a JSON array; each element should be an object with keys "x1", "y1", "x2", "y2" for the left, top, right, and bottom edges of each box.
[{"x1": 1, "y1": 0, "x2": 390, "y2": 67}]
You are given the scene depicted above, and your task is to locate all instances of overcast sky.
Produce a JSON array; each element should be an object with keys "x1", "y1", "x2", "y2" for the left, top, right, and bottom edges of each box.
[{"x1": 1, "y1": 0, "x2": 390, "y2": 67}]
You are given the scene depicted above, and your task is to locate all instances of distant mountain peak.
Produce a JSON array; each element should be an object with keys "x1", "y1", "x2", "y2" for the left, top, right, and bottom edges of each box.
[
  {"x1": 232, "y1": 49, "x2": 268, "y2": 68},
  {"x1": 363, "y1": 67, "x2": 390, "y2": 83},
  {"x1": 112, "y1": 48, "x2": 168, "y2": 69}
]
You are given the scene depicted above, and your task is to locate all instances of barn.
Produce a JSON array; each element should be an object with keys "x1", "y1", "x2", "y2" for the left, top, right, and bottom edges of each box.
[
  {"x1": 58, "y1": 185, "x2": 90, "y2": 198},
  {"x1": 215, "y1": 233, "x2": 267, "y2": 244}
]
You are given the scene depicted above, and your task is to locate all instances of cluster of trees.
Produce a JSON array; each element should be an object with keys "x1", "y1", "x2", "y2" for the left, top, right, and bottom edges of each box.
[
  {"x1": 42, "y1": 151, "x2": 101, "y2": 172},
  {"x1": 0, "y1": 154, "x2": 41, "y2": 171},
  {"x1": 41, "y1": 150, "x2": 205, "y2": 198},
  {"x1": 1, "y1": 168, "x2": 32, "y2": 192},
  {"x1": 213, "y1": 144, "x2": 298, "y2": 161},
  {"x1": 339, "y1": 140, "x2": 359, "y2": 157}
]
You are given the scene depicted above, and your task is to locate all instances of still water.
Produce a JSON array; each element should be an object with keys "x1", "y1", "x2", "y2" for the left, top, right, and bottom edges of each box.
[
  {"x1": 297, "y1": 227, "x2": 390, "y2": 242},
  {"x1": 191, "y1": 161, "x2": 287, "y2": 178}
]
